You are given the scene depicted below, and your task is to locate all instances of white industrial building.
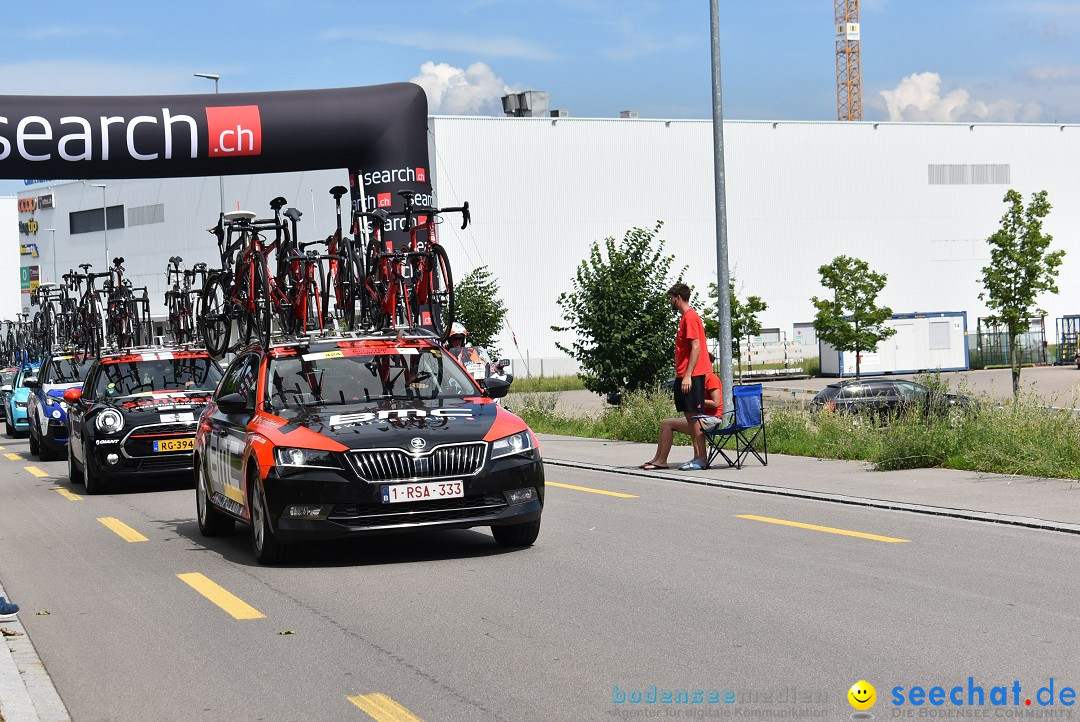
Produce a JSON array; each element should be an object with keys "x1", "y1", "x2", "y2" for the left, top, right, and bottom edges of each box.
[{"x1": 4, "y1": 117, "x2": 1079, "y2": 375}]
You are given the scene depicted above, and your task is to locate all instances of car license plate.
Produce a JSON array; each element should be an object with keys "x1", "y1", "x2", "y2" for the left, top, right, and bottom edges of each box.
[
  {"x1": 153, "y1": 438, "x2": 193, "y2": 453},
  {"x1": 381, "y1": 480, "x2": 464, "y2": 504}
]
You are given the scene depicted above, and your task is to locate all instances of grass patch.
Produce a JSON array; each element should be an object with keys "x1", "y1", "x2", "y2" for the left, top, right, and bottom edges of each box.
[
  {"x1": 516, "y1": 375, "x2": 1080, "y2": 480},
  {"x1": 511, "y1": 375, "x2": 586, "y2": 393}
]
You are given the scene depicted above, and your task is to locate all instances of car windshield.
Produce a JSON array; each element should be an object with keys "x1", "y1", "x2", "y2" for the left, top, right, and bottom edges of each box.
[
  {"x1": 266, "y1": 347, "x2": 477, "y2": 411},
  {"x1": 44, "y1": 357, "x2": 93, "y2": 385},
  {"x1": 0, "y1": 370, "x2": 15, "y2": 386},
  {"x1": 93, "y1": 358, "x2": 222, "y2": 398}
]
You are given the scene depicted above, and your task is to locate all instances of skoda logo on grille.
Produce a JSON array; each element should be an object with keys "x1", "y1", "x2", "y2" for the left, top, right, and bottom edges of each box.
[{"x1": 410, "y1": 437, "x2": 427, "y2": 451}]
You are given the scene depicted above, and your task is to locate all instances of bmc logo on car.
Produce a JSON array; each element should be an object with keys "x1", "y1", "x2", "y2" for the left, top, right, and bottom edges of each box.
[{"x1": 205, "y1": 105, "x2": 262, "y2": 157}]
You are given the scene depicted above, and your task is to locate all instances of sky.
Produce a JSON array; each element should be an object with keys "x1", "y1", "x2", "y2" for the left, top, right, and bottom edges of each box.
[{"x1": 2, "y1": 0, "x2": 1079, "y2": 193}]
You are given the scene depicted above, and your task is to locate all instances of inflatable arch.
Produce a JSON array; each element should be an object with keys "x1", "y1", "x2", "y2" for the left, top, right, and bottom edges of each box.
[{"x1": 0, "y1": 83, "x2": 432, "y2": 236}]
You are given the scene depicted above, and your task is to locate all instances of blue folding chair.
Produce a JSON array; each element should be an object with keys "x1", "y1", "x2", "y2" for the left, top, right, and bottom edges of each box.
[{"x1": 695, "y1": 383, "x2": 768, "y2": 469}]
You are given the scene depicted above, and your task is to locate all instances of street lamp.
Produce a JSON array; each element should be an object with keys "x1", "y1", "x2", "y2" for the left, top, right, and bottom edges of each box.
[
  {"x1": 194, "y1": 72, "x2": 225, "y2": 214},
  {"x1": 89, "y1": 183, "x2": 108, "y2": 268},
  {"x1": 42, "y1": 228, "x2": 56, "y2": 284}
]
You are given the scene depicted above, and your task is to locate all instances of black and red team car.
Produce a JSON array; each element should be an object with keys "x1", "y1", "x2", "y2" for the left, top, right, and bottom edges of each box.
[
  {"x1": 194, "y1": 334, "x2": 545, "y2": 564},
  {"x1": 64, "y1": 349, "x2": 223, "y2": 494}
]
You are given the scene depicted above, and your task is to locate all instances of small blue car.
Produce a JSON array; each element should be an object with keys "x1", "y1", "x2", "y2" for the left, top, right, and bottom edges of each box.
[
  {"x1": 27, "y1": 354, "x2": 92, "y2": 460},
  {"x1": 2, "y1": 364, "x2": 38, "y2": 438}
]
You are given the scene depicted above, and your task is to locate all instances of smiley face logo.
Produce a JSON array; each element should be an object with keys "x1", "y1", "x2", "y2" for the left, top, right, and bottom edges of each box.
[{"x1": 848, "y1": 681, "x2": 876, "y2": 710}]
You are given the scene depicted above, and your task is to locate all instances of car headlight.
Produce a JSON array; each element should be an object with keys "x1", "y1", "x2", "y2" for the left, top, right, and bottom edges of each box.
[
  {"x1": 274, "y1": 447, "x2": 341, "y2": 469},
  {"x1": 490, "y1": 430, "x2": 535, "y2": 460},
  {"x1": 14, "y1": 401, "x2": 27, "y2": 409},
  {"x1": 95, "y1": 408, "x2": 124, "y2": 433}
]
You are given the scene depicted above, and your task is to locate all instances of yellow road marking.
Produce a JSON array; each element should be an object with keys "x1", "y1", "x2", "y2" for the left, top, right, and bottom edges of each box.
[
  {"x1": 25, "y1": 465, "x2": 49, "y2": 478},
  {"x1": 97, "y1": 517, "x2": 149, "y2": 543},
  {"x1": 348, "y1": 693, "x2": 424, "y2": 721},
  {"x1": 177, "y1": 573, "x2": 265, "y2": 620},
  {"x1": 0, "y1": 444, "x2": 6, "y2": 450},
  {"x1": 5, "y1": 453, "x2": 20, "y2": 461},
  {"x1": 547, "y1": 481, "x2": 638, "y2": 498},
  {"x1": 736, "y1": 515, "x2": 910, "y2": 543},
  {"x1": 53, "y1": 487, "x2": 82, "y2": 501}
]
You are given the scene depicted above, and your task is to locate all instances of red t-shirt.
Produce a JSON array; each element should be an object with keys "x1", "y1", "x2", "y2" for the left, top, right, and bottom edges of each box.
[
  {"x1": 675, "y1": 307, "x2": 712, "y2": 377},
  {"x1": 704, "y1": 372, "x2": 723, "y2": 416}
]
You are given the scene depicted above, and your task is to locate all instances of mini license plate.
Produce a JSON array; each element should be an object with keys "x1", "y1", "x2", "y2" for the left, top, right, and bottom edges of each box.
[
  {"x1": 381, "y1": 480, "x2": 464, "y2": 504},
  {"x1": 153, "y1": 438, "x2": 194, "y2": 453}
]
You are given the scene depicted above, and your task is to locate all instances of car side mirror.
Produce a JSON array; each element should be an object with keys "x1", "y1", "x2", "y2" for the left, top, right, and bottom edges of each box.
[
  {"x1": 0, "y1": 385, "x2": 11, "y2": 394},
  {"x1": 63, "y1": 388, "x2": 82, "y2": 403},
  {"x1": 216, "y1": 392, "x2": 250, "y2": 413},
  {"x1": 23, "y1": 376, "x2": 39, "y2": 388},
  {"x1": 483, "y1": 377, "x2": 510, "y2": 399}
]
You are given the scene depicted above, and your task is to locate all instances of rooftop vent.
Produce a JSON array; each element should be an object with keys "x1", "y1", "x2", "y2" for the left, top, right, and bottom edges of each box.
[{"x1": 620, "y1": 110, "x2": 639, "y2": 119}]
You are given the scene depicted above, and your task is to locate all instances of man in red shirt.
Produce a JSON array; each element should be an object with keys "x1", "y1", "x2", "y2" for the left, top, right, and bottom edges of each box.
[{"x1": 666, "y1": 282, "x2": 713, "y2": 470}]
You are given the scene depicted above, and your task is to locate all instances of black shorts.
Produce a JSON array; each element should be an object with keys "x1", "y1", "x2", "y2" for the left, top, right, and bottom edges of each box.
[{"x1": 673, "y1": 375, "x2": 706, "y2": 414}]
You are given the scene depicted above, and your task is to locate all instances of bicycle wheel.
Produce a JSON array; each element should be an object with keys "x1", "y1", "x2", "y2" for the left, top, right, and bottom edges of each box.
[
  {"x1": 325, "y1": 251, "x2": 357, "y2": 332},
  {"x1": 236, "y1": 265, "x2": 255, "y2": 346},
  {"x1": 276, "y1": 265, "x2": 297, "y2": 338},
  {"x1": 199, "y1": 273, "x2": 232, "y2": 358},
  {"x1": 300, "y1": 274, "x2": 324, "y2": 334},
  {"x1": 421, "y1": 244, "x2": 455, "y2": 340},
  {"x1": 79, "y1": 298, "x2": 103, "y2": 362},
  {"x1": 393, "y1": 276, "x2": 412, "y2": 330},
  {"x1": 250, "y1": 262, "x2": 272, "y2": 348},
  {"x1": 361, "y1": 239, "x2": 388, "y2": 331}
]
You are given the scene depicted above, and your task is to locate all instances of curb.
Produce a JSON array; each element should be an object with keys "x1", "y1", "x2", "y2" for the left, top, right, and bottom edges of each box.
[
  {"x1": 544, "y1": 457, "x2": 1080, "y2": 535},
  {"x1": 0, "y1": 579, "x2": 70, "y2": 722}
]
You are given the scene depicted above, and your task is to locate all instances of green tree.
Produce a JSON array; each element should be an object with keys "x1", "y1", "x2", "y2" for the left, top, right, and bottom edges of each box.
[
  {"x1": 811, "y1": 255, "x2": 895, "y2": 379},
  {"x1": 553, "y1": 222, "x2": 683, "y2": 395},
  {"x1": 703, "y1": 278, "x2": 767, "y2": 380},
  {"x1": 979, "y1": 189, "x2": 1064, "y2": 398},
  {"x1": 453, "y1": 265, "x2": 507, "y2": 354}
]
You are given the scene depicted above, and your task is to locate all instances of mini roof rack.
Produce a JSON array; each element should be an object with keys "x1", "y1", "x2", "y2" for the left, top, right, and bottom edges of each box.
[{"x1": 100, "y1": 342, "x2": 208, "y2": 356}]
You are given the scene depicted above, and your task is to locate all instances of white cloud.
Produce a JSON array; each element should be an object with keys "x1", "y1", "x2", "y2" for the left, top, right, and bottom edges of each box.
[
  {"x1": 879, "y1": 72, "x2": 1044, "y2": 123},
  {"x1": 411, "y1": 61, "x2": 514, "y2": 115}
]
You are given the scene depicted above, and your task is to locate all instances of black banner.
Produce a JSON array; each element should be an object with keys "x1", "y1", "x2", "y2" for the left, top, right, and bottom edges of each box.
[
  {"x1": 0, "y1": 84, "x2": 432, "y2": 242},
  {"x1": 0, "y1": 83, "x2": 427, "y2": 177}
]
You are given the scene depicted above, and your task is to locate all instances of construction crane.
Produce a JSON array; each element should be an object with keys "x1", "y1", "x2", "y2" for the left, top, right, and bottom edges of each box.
[{"x1": 835, "y1": 0, "x2": 861, "y2": 120}]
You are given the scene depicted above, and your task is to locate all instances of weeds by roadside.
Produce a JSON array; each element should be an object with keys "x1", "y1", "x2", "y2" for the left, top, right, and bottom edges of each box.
[
  {"x1": 514, "y1": 374, "x2": 1080, "y2": 480},
  {"x1": 510, "y1": 375, "x2": 586, "y2": 393}
]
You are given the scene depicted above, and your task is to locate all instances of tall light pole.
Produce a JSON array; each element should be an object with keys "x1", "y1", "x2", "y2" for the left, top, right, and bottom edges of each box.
[
  {"x1": 42, "y1": 228, "x2": 56, "y2": 283},
  {"x1": 89, "y1": 183, "x2": 108, "y2": 269},
  {"x1": 194, "y1": 72, "x2": 225, "y2": 214},
  {"x1": 710, "y1": 0, "x2": 733, "y2": 414}
]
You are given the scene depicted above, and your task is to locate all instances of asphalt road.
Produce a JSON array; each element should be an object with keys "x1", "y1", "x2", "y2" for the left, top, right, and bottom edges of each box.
[{"x1": 1, "y1": 434, "x2": 1079, "y2": 721}]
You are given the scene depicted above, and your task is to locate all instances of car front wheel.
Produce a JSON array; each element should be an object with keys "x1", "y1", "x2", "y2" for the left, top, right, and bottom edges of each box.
[
  {"x1": 83, "y1": 445, "x2": 107, "y2": 495},
  {"x1": 249, "y1": 472, "x2": 288, "y2": 565},
  {"x1": 67, "y1": 445, "x2": 84, "y2": 484},
  {"x1": 491, "y1": 518, "x2": 541, "y2": 548}
]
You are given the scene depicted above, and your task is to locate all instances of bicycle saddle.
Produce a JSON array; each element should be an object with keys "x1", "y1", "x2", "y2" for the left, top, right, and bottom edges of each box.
[
  {"x1": 113, "y1": 256, "x2": 125, "y2": 266},
  {"x1": 169, "y1": 256, "x2": 182, "y2": 264},
  {"x1": 269, "y1": 196, "x2": 288, "y2": 212},
  {"x1": 284, "y1": 207, "x2": 302, "y2": 222},
  {"x1": 329, "y1": 186, "x2": 348, "y2": 200},
  {"x1": 78, "y1": 263, "x2": 93, "y2": 271}
]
